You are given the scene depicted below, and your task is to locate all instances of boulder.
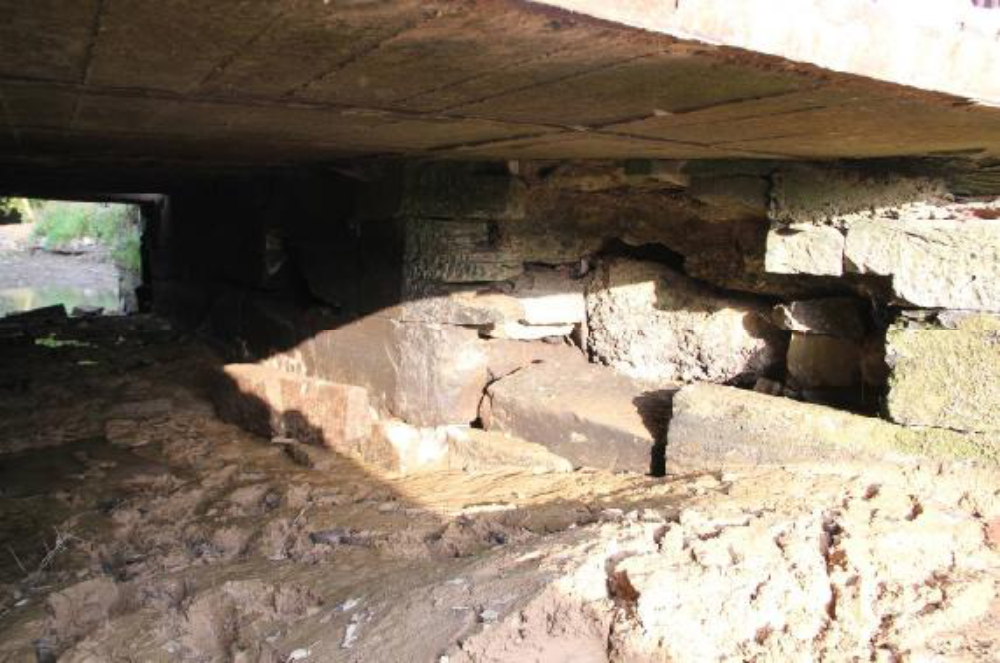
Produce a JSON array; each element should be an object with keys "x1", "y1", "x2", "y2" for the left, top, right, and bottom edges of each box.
[
  {"x1": 586, "y1": 258, "x2": 785, "y2": 384},
  {"x1": 213, "y1": 364, "x2": 372, "y2": 454},
  {"x1": 772, "y1": 297, "x2": 867, "y2": 338},
  {"x1": 666, "y1": 383, "x2": 999, "y2": 472},
  {"x1": 885, "y1": 314, "x2": 1000, "y2": 433},
  {"x1": 844, "y1": 216, "x2": 1000, "y2": 311},
  {"x1": 764, "y1": 224, "x2": 845, "y2": 276},
  {"x1": 45, "y1": 578, "x2": 122, "y2": 649},
  {"x1": 482, "y1": 359, "x2": 677, "y2": 474}
]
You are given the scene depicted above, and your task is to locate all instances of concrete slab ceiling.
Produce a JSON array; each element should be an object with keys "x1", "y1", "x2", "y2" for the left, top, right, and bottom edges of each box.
[{"x1": 2, "y1": 0, "x2": 1000, "y2": 182}]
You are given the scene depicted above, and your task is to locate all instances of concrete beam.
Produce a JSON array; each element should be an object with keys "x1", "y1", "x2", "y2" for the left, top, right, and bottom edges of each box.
[
  {"x1": 2, "y1": 0, "x2": 1000, "y2": 181},
  {"x1": 534, "y1": 0, "x2": 1000, "y2": 106}
]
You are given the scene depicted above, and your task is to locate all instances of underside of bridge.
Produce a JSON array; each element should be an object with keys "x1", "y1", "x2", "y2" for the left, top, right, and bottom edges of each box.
[{"x1": 2, "y1": 1, "x2": 1000, "y2": 661}]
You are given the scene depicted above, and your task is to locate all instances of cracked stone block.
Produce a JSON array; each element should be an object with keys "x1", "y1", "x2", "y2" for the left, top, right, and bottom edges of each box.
[
  {"x1": 445, "y1": 427, "x2": 573, "y2": 474},
  {"x1": 666, "y1": 383, "x2": 999, "y2": 472},
  {"x1": 482, "y1": 359, "x2": 677, "y2": 473},
  {"x1": 885, "y1": 314, "x2": 1000, "y2": 433},
  {"x1": 358, "y1": 421, "x2": 573, "y2": 475},
  {"x1": 213, "y1": 364, "x2": 372, "y2": 455},
  {"x1": 586, "y1": 257, "x2": 785, "y2": 384},
  {"x1": 764, "y1": 224, "x2": 845, "y2": 276}
]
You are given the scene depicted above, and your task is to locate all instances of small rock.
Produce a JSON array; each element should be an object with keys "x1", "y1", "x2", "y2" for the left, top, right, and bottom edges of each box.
[
  {"x1": 71, "y1": 306, "x2": 104, "y2": 318},
  {"x1": 753, "y1": 378, "x2": 783, "y2": 396},
  {"x1": 339, "y1": 597, "x2": 361, "y2": 612},
  {"x1": 284, "y1": 441, "x2": 337, "y2": 471},
  {"x1": 342, "y1": 622, "x2": 360, "y2": 649},
  {"x1": 599, "y1": 508, "x2": 625, "y2": 522},
  {"x1": 309, "y1": 528, "x2": 372, "y2": 547},
  {"x1": 987, "y1": 517, "x2": 1000, "y2": 550}
]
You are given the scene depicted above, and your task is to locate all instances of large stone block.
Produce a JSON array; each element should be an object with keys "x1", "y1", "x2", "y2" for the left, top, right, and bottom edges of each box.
[
  {"x1": 484, "y1": 338, "x2": 586, "y2": 381},
  {"x1": 508, "y1": 267, "x2": 587, "y2": 326},
  {"x1": 445, "y1": 427, "x2": 573, "y2": 474},
  {"x1": 387, "y1": 320, "x2": 489, "y2": 427},
  {"x1": 270, "y1": 315, "x2": 490, "y2": 427},
  {"x1": 786, "y1": 333, "x2": 862, "y2": 389},
  {"x1": 769, "y1": 167, "x2": 948, "y2": 226},
  {"x1": 362, "y1": 420, "x2": 450, "y2": 474},
  {"x1": 357, "y1": 421, "x2": 573, "y2": 475},
  {"x1": 404, "y1": 217, "x2": 523, "y2": 286},
  {"x1": 885, "y1": 314, "x2": 1000, "y2": 433},
  {"x1": 586, "y1": 258, "x2": 785, "y2": 384},
  {"x1": 764, "y1": 224, "x2": 845, "y2": 276},
  {"x1": 763, "y1": 167, "x2": 1000, "y2": 311},
  {"x1": 402, "y1": 162, "x2": 525, "y2": 221},
  {"x1": 213, "y1": 364, "x2": 372, "y2": 454},
  {"x1": 844, "y1": 217, "x2": 1000, "y2": 311},
  {"x1": 482, "y1": 359, "x2": 676, "y2": 473},
  {"x1": 666, "y1": 383, "x2": 999, "y2": 472},
  {"x1": 398, "y1": 266, "x2": 586, "y2": 339}
]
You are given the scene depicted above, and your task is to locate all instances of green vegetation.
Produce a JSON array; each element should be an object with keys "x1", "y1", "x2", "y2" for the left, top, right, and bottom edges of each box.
[
  {"x1": 30, "y1": 201, "x2": 141, "y2": 272},
  {"x1": 0, "y1": 197, "x2": 34, "y2": 224},
  {"x1": 35, "y1": 334, "x2": 93, "y2": 349}
]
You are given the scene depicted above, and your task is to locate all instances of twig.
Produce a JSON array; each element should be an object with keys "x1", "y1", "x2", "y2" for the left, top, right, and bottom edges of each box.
[
  {"x1": 7, "y1": 545, "x2": 26, "y2": 575},
  {"x1": 30, "y1": 527, "x2": 86, "y2": 579},
  {"x1": 277, "y1": 505, "x2": 311, "y2": 558}
]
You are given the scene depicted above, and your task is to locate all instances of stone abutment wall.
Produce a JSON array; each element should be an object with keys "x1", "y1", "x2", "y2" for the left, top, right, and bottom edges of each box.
[{"x1": 148, "y1": 160, "x2": 1000, "y2": 474}]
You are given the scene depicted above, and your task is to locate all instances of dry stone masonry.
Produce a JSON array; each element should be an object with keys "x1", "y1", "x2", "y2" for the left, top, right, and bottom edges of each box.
[{"x1": 148, "y1": 159, "x2": 1000, "y2": 476}]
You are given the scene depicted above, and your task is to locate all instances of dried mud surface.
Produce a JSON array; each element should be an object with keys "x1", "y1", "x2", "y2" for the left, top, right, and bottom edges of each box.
[{"x1": 0, "y1": 316, "x2": 998, "y2": 662}]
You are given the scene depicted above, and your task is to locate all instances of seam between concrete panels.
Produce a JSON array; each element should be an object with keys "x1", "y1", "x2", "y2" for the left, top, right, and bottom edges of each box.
[
  {"x1": 70, "y1": 0, "x2": 108, "y2": 131},
  {"x1": 279, "y1": 18, "x2": 432, "y2": 101},
  {"x1": 195, "y1": 10, "x2": 290, "y2": 93},
  {"x1": 437, "y1": 51, "x2": 662, "y2": 115}
]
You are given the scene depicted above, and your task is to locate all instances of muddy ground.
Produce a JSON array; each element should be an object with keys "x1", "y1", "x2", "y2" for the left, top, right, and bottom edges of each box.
[
  {"x1": 0, "y1": 225, "x2": 119, "y2": 317},
  {"x1": 0, "y1": 315, "x2": 998, "y2": 662}
]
